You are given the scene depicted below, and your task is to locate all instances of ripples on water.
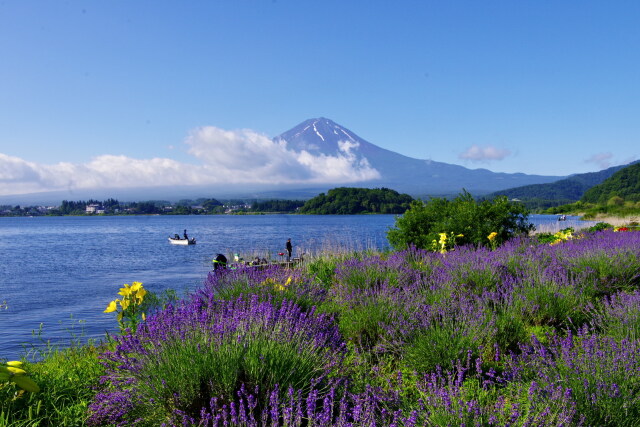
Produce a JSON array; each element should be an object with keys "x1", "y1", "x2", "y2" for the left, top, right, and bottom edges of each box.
[{"x1": 0, "y1": 214, "x2": 591, "y2": 360}]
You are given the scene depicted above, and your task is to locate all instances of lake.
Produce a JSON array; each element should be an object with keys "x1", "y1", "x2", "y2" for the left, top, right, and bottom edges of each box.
[{"x1": 0, "y1": 213, "x2": 590, "y2": 360}]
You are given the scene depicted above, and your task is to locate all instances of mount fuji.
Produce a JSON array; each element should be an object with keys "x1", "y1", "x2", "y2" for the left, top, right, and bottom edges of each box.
[
  {"x1": 0, "y1": 117, "x2": 566, "y2": 205},
  {"x1": 275, "y1": 118, "x2": 562, "y2": 196}
]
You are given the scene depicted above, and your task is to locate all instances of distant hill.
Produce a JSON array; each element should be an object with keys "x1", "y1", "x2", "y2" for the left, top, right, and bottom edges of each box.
[
  {"x1": 486, "y1": 162, "x2": 637, "y2": 209},
  {"x1": 299, "y1": 187, "x2": 414, "y2": 214},
  {"x1": 581, "y1": 162, "x2": 640, "y2": 204}
]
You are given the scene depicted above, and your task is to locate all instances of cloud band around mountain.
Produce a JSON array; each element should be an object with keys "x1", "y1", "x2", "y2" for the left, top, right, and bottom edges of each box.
[
  {"x1": 458, "y1": 144, "x2": 511, "y2": 163},
  {"x1": 0, "y1": 126, "x2": 380, "y2": 196}
]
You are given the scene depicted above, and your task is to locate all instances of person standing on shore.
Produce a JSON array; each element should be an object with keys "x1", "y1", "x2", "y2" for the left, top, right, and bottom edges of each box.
[{"x1": 286, "y1": 238, "x2": 292, "y2": 261}]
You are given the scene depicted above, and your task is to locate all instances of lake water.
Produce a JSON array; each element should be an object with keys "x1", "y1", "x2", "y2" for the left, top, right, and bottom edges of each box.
[{"x1": 0, "y1": 213, "x2": 590, "y2": 360}]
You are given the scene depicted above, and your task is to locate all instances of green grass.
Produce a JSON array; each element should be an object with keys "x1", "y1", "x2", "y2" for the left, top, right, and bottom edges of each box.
[{"x1": 1, "y1": 345, "x2": 105, "y2": 427}]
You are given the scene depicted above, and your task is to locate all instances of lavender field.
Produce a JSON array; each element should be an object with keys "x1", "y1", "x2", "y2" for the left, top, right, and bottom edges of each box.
[{"x1": 89, "y1": 229, "x2": 640, "y2": 426}]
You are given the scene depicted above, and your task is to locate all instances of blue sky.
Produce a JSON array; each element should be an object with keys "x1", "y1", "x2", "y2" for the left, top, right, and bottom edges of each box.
[{"x1": 1, "y1": 1, "x2": 638, "y2": 196}]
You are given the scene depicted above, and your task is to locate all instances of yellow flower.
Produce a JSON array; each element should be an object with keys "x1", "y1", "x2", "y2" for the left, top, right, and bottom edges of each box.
[
  {"x1": 553, "y1": 230, "x2": 572, "y2": 242},
  {"x1": 104, "y1": 300, "x2": 119, "y2": 313},
  {"x1": 274, "y1": 276, "x2": 292, "y2": 291},
  {"x1": 5, "y1": 366, "x2": 27, "y2": 375},
  {"x1": 487, "y1": 232, "x2": 498, "y2": 241},
  {"x1": 135, "y1": 287, "x2": 147, "y2": 303},
  {"x1": 118, "y1": 283, "x2": 132, "y2": 297},
  {"x1": 259, "y1": 278, "x2": 275, "y2": 287},
  {"x1": 120, "y1": 298, "x2": 130, "y2": 311},
  {"x1": 6, "y1": 361, "x2": 23, "y2": 368},
  {"x1": 436, "y1": 232, "x2": 449, "y2": 253},
  {"x1": 130, "y1": 281, "x2": 143, "y2": 292}
]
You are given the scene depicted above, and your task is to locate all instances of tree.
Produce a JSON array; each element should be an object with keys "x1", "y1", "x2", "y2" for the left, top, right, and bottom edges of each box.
[
  {"x1": 249, "y1": 199, "x2": 305, "y2": 213},
  {"x1": 387, "y1": 191, "x2": 533, "y2": 250},
  {"x1": 299, "y1": 187, "x2": 413, "y2": 215},
  {"x1": 607, "y1": 196, "x2": 624, "y2": 206},
  {"x1": 202, "y1": 199, "x2": 223, "y2": 213}
]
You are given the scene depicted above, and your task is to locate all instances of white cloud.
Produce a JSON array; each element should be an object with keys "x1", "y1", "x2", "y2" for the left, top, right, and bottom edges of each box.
[
  {"x1": 458, "y1": 144, "x2": 511, "y2": 163},
  {"x1": 0, "y1": 153, "x2": 201, "y2": 196},
  {"x1": 185, "y1": 126, "x2": 379, "y2": 183},
  {"x1": 0, "y1": 154, "x2": 47, "y2": 194},
  {"x1": 0, "y1": 126, "x2": 380, "y2": 196},
  {"x1": 337, "y1": 140, "x2": 359, "y2": 155},
  {"x1": 584, "y1": 152, "x2": 613, "y2": 169}
]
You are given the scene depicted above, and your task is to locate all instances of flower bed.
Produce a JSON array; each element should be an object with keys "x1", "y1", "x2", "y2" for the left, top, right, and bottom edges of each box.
[{"x1": 88, "y1": 229, "x2": 640, "y2": 426}]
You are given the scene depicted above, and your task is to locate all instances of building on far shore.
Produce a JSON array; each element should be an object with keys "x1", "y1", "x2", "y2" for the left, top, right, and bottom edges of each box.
[{"x1": 85, "y1": 204, "x2": 105, "y2": 214}]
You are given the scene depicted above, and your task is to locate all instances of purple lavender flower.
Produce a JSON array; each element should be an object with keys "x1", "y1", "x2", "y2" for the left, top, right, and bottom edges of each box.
[{"x1": 89, "y1": 294, "x2": 345, "y2": 425}]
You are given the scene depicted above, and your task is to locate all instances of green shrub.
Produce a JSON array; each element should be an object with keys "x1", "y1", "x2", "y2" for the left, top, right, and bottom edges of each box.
[
  {"x1": 587, "y1": 222, "x2": 613, "y2": 232},
  {"x1": 0, "y1": 345, "x2": 105, "y2": 427},
  {"x1": 494, "y1": 310, "x2": 529, "y2": 353},
  {"x1": 387, "y1": 191, "x2": 533, "y2": 250},
  {"x1": 403, "y1": 324, "x2": 479, "y2": 374},
  {"x1": 570, "y1": 251, "x2": 640, "y2": 294},
  {"x1": 89, "y1": 297, "x2": 345, "y2": 424},
  {"x1": 607, "y1": 196, "x2": 625, "y2": 206},
  {"x1": 305, "y1": 257, "x2": 338, "y2": 288}
]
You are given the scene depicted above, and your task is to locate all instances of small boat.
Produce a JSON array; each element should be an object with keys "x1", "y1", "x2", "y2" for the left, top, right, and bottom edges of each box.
[
  {"x1": 558, "y1": 214, "x2": 567, "y2": 221},
  {"x1": 168, "y1": 237, "x2": 196, "y2": 245}
]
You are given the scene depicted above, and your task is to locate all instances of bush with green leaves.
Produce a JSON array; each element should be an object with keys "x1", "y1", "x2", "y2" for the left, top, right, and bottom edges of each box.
[
  {"x1": 587, "y1": 222, "x2": 613, "y2": 232},
  {"x1": 88, "y1": 295, "x2": 345, "y2": 425},
  {"x1": 387, "y1": 191, "x2": 533, "y2": 250},
  {"x1": 1, "y1": 346, "x2": 105, "y2": 427}
]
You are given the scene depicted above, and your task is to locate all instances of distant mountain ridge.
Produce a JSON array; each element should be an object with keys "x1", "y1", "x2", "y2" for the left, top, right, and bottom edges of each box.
[
  {"x1": 486, "y1": 161, "x2": 639, "y2": 208},
  {"x1": 276, "y1": 118, "x2": 563, "y2": 196},
  {"x1": 581, "y1": 162, "x2": 640, "y2": 204}
]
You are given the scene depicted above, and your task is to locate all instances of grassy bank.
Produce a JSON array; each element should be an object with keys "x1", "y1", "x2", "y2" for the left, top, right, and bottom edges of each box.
[
  {"x1": 544, "y1": 201, "x2": 640, "y2": 222},
  {"x1": 2, "y1": 228, "x2": 640, "y2": 426}
]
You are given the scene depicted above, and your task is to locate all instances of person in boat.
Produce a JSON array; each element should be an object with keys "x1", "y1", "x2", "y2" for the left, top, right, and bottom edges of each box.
[
  {"x1": 183, "y1": 229, "x2": 188, "y2": 240},
  {"x1": 213, "y1": 253, "x2": 227, "y2": 270},
  {"x1": 174, "y1": 234, "x2": 180, "y2": 240},
  {"x1": 286, "y1": 238, "x2": 292, "y2": 262}
]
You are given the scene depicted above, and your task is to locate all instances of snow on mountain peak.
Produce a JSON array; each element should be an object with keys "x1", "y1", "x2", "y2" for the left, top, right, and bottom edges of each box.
[
  {"x1": 312, "y1": 122, "x2": 325, "y2": 141},
  {"x1": 276, "y1": 118, "x2": 369, "y2": 155}
]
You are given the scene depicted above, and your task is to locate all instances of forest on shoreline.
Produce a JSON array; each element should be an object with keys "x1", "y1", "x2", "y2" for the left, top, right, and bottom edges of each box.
[{"x1": 0, "y1": 187, "x2": 414, "y2": 217}]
